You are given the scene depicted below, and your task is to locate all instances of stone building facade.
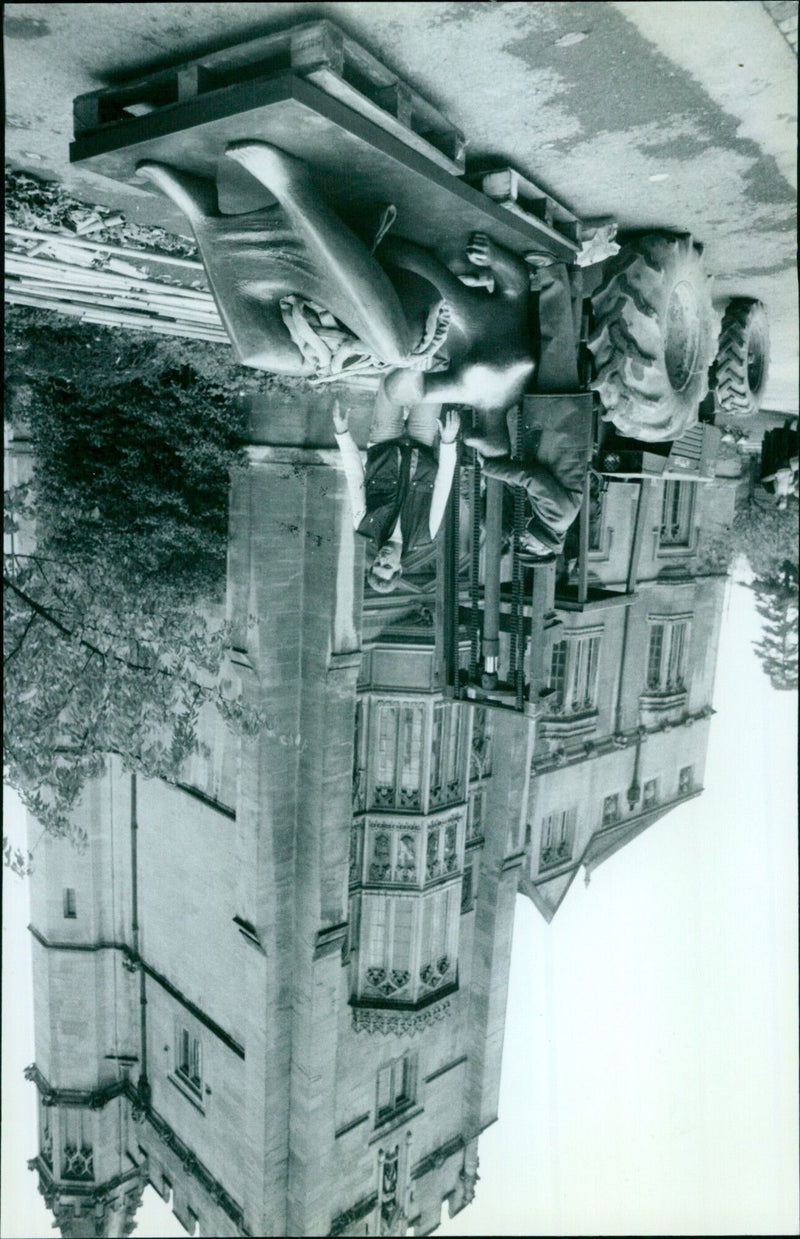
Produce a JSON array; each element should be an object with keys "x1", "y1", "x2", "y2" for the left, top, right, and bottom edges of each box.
[
  {"x1": 25, "y1": 446, "x2": 533, "y2": 1238},
  {"x1": 24, "y1": 445, "x2": 731, "y2": 1237},
  {"x1": 521, "y1": 472, "x2": 733, "y2": 919}
]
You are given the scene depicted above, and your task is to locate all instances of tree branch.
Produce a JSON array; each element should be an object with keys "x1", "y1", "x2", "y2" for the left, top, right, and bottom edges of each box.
[
  {"x1": 3, "y1": 574, "x2": 212, "y2": 694},
  {"x1": 3, "y1": 612, "x2": 38, "y2": 668}
]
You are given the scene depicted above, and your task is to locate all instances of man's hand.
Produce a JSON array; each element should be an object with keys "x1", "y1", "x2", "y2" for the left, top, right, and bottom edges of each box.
[
  {"x1": 438, "y1": 409, "x2": 461, "y2": 444},
  {"x1": 332, "y1": 399, "x2": 348, "y2": 435}
]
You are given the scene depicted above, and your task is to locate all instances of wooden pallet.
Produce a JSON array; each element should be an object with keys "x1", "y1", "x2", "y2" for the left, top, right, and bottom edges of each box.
[
  {"x1": 72, "y1": 20, "x2": 466, "y2": 175},
  {"x1": 473, "y1": 167, "x2": 582, "y2": 250}
]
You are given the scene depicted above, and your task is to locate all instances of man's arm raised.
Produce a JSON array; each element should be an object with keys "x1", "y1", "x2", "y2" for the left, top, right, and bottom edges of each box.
[
  {"x1": 429, "y1": 409, "x2": 461, "y2": 539},
  {"x1": 332, "y1": 401, "x2": 367, "y2": 528}
]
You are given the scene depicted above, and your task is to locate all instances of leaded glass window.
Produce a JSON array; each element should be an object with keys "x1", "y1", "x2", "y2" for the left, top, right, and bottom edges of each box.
[
  {"x1": 539, "y1": 809, "x2": 576, "y2": 870},
  {"x1": 547, "y1": 633, "x2": 601, "y2": 714},
  {"x1": 176, "y1": 1028, "x2": 202, "y2": 1094},
  {"x1": 660, "y1": 480, "x2": 694, "y2": 547},
  {"x1": 647, "y1": 620, "x2": 689, "y2": 692},
  {"x1": 61, "y1": 1110, "x2": 93, "y2": 1181},
  {"x1": 602, "y1": 793, "x2": 620, "y2": 824}
]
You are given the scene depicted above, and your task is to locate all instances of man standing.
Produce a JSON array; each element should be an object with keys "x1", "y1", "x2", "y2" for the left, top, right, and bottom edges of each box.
[{"x1": 333, "y1": 389, "x2": 460, "y2": 593}]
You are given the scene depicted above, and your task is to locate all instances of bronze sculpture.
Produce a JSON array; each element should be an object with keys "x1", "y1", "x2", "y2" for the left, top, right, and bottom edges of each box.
[{"x1": 137, "y1": 141, "x2": 536, "y2": 453}]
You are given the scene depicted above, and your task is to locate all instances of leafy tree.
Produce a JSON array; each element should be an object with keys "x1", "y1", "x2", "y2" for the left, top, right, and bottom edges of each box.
[
  {"x1": 4, "y1": 307, "x2": 296, "y2": 845},
  {"x1": 732, "y1": 492, "x2": 799, "y2": 573},
  {"x1": 749, "y1": 560, "x2": 799, "y2": 692},
  {"x1": 722, "y1": 463, "x2": 798, "y2": 691}
]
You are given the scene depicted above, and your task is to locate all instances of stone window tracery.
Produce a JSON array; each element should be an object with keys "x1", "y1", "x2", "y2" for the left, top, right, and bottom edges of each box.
[
  {"x1": 398, "y1": 708, "x2": 422, "y2": 809},
  {"x1": 430, "y1": 704, "x2": 462, "y2": 808},
  {"x1": 376, "y1": 1054, "x2": 416, "y2": 1125},
  {"x1": 371, "y1": 703, "x2": 424, "y2": 810},
  {"x1": 370, "y1": 832, "x2": 392, "y2": 882},
  {"x1": 443, "y1": 823, "x2": 458, "y2": 874},
  {"x1": 61, "y1": 1109, "x2": 93, "y2": 1182},
  {"x1": 349, "y1": 824, "x2": 362, "y2": 887},
  {"x1": 396, "y1": 834, "x2": 416, "y2": 883},
  {"x1": 539, "y1": 808, "x2": 576, "y2": 871},
  {"x1": 470, "y1": 706, "x2": 492, "y2": 779},
  {"x1": 361, "y1": 898, "x2": 414, "y2": 1002},
  {"x1": 643, "y1": 778, "x2": 659, "y2": 808},
  {"x1": 353, "y1": 700, "x2": 366, "y2": 811},
  {"x1": 602, "y1": 793, "x2": 620, "y2": 825},
  {"x1": 467, "y1": 790, "x2": 484, "y2": 843},
  {"x1": 646, "y1": 619, "x2": 690, "y2": 693},
  {"x1": 419, "y1": 887, "x2": 457, "y2": 995},
  {"x1": 547, "y1": 631, "x2": 602, "y2": 715},
  {"x1": 176, "y1": 1026, "x2": 202, "y2": 1095},
  {"x1": 374, "y1": 704, "x2": 398, "y2": 805},
  {"x1": 423, "y1": 816, "x2": 461, "y2": 884},
  {"x1": 40, "y1": 1102, "x2": 52, "y2": 1170},
  {"x1": 425, "y1": 827, "x2": 439, "y2": 882},
  {"x1": 659, "y1": 480, "x2": 694, "y2": 548},
  {"x1": 365, "y1": 823, "x2": 420, "y2": 887},
  {"x1": 460, "y1": 864, "x2": 474, "y2": 913}
]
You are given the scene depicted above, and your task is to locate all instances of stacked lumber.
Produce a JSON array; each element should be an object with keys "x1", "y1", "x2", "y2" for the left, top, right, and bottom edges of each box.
[{"x1": 5, "y1": 225, "x2": 229, "y2": 345}]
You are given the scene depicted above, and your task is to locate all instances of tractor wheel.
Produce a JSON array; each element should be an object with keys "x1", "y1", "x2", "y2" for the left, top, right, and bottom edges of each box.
[
  {"x1": 588, "y1": 233, "x2": 720, "y2": 441},
  {"x1": 714, "y1": 298, "x2": 770, "y2": 418}
]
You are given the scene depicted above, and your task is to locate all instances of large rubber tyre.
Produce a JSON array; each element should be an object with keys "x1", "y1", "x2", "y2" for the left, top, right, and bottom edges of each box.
[
  {"x1": 714, "y1": 298, "x2": 770, "y2": 418},
  {"x1": 588, "y1": 233, "x2": 720, "y2": 441}
]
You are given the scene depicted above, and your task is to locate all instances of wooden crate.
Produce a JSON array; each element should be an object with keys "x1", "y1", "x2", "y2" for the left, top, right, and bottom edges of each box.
[
  {"x1": 473, "y1": 167, "x2": 582, "y2": 250},
  {"x1": 72, "y1": 20, "x2": 466, "y2": 175}
]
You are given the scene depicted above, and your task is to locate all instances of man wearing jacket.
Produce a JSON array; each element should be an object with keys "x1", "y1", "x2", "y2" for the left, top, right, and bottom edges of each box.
[{"x1": 333, "y1": 390, "x2": 460, "y2": 593}]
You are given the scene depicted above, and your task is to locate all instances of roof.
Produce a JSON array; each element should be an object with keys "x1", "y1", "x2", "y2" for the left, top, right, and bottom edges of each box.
[{"x1": 582, "y1": 792, "x2": 701, "y2": 875}]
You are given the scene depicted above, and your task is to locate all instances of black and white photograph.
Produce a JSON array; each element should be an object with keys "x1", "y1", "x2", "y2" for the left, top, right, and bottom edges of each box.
[{"x1": 2, "y1": 3, "x2": 798, "y2": 1236}]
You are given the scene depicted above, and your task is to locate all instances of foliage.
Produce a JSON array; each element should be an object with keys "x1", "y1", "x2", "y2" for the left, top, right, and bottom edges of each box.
[
  {"x1": 4, "y1": 307, "x2": 281, "y2": 844},
  {"x1": 4, "y1": 547, "x2": 259, "y2": 842},
  {"x1": 3, "y1": 835, "x2": 34, "y2": 878},
  {"x1": 694, "y1": 524, "x2": 736, "y2": 576},
  {"x1": 731, "y1": 492, "x2": 799, "y2": 574},
  {"x1": 6, "y1": 305, "x2": 276, "y2": 589},
  {"x1": 748, "y1": 560, "x2": 799, "y2": 692},
  {"x1": 729, "y1": 476, "x2": 799, "y2": 692}
]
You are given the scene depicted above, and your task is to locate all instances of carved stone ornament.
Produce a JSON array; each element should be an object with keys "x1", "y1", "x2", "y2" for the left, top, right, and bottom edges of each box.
[
  {"x1": 365, "y1": 967, "x2": 411, "y2": 998},
  {"x1": 419, "y1": 956, "x2": 451, "y2": 990},
  {"x1": 352, "y1": 999, "x2": 452, "y2": 1036},
  {"x1": 62, "y1": 1144, "x2": 95, "y2": 1182}
]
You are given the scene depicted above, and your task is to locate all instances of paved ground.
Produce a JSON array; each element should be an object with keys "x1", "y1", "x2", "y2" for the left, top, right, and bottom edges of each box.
[{"x1": 4, "y1": 1, "x2": 798, "y2": 410}]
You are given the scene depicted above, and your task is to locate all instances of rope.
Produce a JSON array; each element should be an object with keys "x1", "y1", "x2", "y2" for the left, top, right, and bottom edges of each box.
[{"x1": 371, "y1": 204, "x2": 397, "y2": 254}]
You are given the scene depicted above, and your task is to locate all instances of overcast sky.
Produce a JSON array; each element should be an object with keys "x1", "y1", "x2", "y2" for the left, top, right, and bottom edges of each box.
[{"x1": 2, "y1": 569, "x2": 798, "y2": 1237}]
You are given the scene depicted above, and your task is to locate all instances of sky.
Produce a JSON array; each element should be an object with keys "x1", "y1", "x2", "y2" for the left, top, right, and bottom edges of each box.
[{"x1": 2, "y1": 568, "x2": 798, "y2": 1237}]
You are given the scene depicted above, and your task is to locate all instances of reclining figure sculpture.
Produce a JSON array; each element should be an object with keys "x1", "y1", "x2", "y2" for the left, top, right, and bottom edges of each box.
[{"x1": 137, "y1": 140, "x2": 536, "y2": 455}]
